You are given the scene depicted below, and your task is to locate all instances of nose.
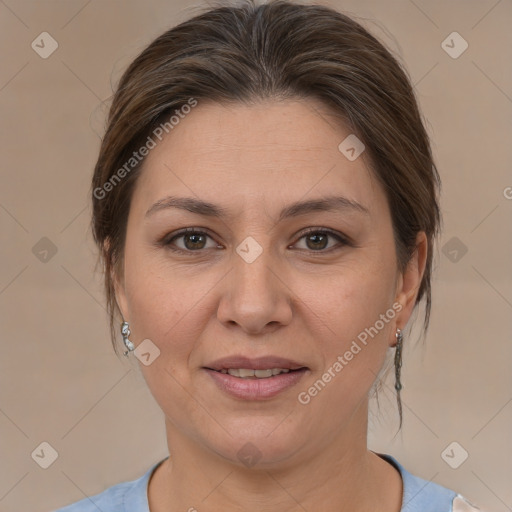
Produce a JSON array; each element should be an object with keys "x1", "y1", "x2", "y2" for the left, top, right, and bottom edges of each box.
[{"x1": 216, "y1": 243, "x2": 293, "y2": 335}]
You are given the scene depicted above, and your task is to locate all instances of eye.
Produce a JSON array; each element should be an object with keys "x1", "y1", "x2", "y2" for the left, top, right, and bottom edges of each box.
[
  {"x1": 162, "y1": 228, "x2": 219, "y2": 252},
  {"x1": 293, "y1": 228, "x2": 349, "y2": 252}
]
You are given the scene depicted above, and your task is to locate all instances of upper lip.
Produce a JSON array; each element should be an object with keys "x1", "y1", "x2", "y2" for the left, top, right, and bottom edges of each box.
[{"x1": 204, "y1": 355, "x2": 308, "y2": 371}]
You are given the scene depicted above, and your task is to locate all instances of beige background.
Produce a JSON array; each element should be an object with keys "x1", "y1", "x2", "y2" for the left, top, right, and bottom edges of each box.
[{"x1": 0, "y1": 0, "x2": 511, "y2": 511}]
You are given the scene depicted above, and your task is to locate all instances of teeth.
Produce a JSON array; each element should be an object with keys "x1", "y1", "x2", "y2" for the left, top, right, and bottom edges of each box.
[{"x1": 223, "y1": 368, "x2": 292, "y2": 379}]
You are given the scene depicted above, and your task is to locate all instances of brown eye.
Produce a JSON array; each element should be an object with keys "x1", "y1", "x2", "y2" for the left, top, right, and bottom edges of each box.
[
  {"x1": 294, "y1": 229, "x2": 349, "y2": 252},
  {"x1": 163, "y1": 229, "x2": 218, "y2": 252}
]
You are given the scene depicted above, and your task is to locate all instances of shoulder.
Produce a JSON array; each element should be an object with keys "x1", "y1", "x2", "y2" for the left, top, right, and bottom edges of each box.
[
  {"x1": 52, "y1": 458, "x2": 167, "y2": 512},
  {"x1": 377, "y1": 453, "x2": 484, "y2": 512},
  {"x1": 52, "y1": 480, "x2": 130, "y2": 512}
]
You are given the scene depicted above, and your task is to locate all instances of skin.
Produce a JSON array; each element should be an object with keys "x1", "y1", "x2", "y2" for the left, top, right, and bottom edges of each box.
[{"x1": 113, "y1": 98, "x2": 427, "y2": 512}]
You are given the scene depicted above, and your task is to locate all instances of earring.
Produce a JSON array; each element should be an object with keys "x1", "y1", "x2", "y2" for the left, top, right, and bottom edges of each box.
[
  {"x1": 394, "y1": 328, "x2": 404, "y2": 429},
  {"x1": 121, "y1": 321, "x2": 135, "y2": 357},
  {"x1": 394, "y1": 328, "x2": 403, "y2": 392}
]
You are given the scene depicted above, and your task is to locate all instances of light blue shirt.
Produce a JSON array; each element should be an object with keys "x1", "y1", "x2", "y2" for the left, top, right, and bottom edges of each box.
[{"x1": 53, "y1": 453, "x2": 481, "y2": 511}]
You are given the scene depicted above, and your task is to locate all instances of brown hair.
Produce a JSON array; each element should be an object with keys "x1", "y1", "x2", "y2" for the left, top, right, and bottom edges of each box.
[{"x1": 91, "y1": 0, "x2": 441, "y2": 426}]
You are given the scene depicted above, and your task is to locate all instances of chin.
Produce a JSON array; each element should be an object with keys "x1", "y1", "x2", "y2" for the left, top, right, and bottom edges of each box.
[{"x1": 207, "y1": 419, "x2": 306, "y2": 469}]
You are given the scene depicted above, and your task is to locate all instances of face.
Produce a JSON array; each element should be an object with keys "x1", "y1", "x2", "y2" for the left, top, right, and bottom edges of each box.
[{"x1": 114, "y1": 99, "x2": 425, "y2": 467}]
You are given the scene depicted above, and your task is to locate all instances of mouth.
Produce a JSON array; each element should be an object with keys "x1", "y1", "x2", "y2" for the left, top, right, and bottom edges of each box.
[
  {"x1": 204, "y1": 355, "x2": 308, "y2": 373},
  {"x1": 205, "y1": 367, "x2": 307, "y2": 379},
  {"x1": 202, "y1": 356, "x2": 309, "y2": 400}
]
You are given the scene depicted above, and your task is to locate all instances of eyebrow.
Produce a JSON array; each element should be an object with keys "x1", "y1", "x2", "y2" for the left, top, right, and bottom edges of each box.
[{"x1": 145, "y1": 195, "x2": 370, "y2": 221}]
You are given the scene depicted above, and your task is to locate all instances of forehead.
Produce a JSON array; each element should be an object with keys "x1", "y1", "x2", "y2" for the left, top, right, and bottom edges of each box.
[{"x1": 130, "y1": 99, "x2": 385, "y2": 219}]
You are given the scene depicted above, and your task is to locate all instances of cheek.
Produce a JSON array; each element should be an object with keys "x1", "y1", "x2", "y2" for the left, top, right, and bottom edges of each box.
[
  {"x1": 299, "y1": 251, "x2": 396, "y2": 339},
  {"x1": 121, "y1": 246, "x2": 199, "y2": 362},
  {"x1": 295, "y1": 284, "x2": 394, "y2": 420},
  {"x1": 296, "y1": 254, "x2": 396, "y2": 391},
  {"x1": 122, "y1": 259, "x2": 210, "y2": 426}
]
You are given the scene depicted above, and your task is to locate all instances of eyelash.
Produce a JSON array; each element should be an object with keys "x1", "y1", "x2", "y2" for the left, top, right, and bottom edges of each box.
[{"x1": 160, "y1": 227, "x2": 351, "y2": 255}]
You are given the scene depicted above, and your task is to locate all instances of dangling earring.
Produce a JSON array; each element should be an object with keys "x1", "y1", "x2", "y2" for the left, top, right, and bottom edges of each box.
[
  {"x1": 121, "y1": 321, "x2": 135, "y2": 357},
  {"x1": 394, "y1": 328, "x2": 403, "y2": 391},
  {"x1": 394, "y1": 327, "x2": 404, "y2": 427}
]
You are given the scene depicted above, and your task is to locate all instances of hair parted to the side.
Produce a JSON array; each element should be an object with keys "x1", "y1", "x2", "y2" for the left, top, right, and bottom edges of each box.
[{"x1": 90, "y1": 0, "x2": 442, "y2": 428}]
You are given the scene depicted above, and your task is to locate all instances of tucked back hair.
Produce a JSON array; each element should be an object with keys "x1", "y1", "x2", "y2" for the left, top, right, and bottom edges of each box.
[{"x1": 91, "y1": 0, "x2": 442, "y2": 425}]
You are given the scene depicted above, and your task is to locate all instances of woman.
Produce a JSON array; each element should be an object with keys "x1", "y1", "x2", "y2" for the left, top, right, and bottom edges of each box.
[{"x1": 55, "y1": 1, "x2": 482, "y2": 510}]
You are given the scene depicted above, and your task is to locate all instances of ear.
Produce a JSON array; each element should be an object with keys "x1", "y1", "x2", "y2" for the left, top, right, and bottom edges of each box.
[
  {"x1": 112, "y1": 265, "x2": 130, "y2": 321},
  {"x1": 105, "y1": 238, "x2": 129, "y2": 321},
  {"x1": 392, "y1": 231, "x2": 428, "y2": 344}
]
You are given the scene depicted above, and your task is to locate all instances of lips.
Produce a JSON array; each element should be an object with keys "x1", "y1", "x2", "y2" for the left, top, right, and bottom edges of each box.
[
  {"x1": 204, "y1": 355, "x2": 308, "y2": 372},
  {"x1": 204, "y1": 366, "x2": 308, "y2": 400}
]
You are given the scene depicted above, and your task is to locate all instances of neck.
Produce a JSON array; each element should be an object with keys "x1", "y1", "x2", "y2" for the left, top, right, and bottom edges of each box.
[{"x1": 149, "y1": 404, "x2": 402, "y2": 512}]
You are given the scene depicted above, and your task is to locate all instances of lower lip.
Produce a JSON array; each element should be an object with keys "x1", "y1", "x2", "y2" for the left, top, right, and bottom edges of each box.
[{"x1": 204, "y1": 368, "x2": 308, "y2": 400}]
